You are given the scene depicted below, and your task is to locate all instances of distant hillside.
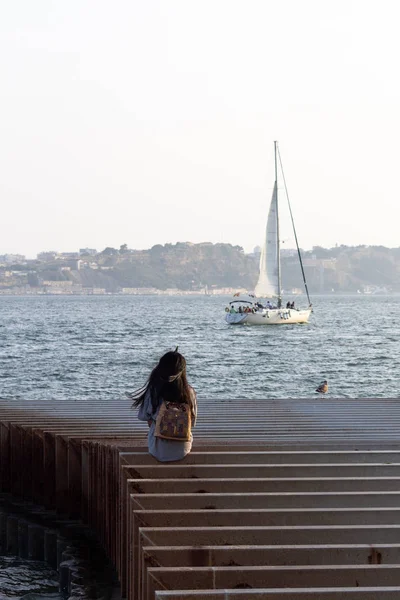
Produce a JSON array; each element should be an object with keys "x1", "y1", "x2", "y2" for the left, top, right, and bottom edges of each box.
[
  {"x1": 285, "y1": 245, "x2": 400, "y2": 293},
  {"x1": 2, "y1": 242, "x2": 400, "y2": 294},
  {"x1": 93, "y1": 243, "x2": 258, "y2": 291},
  {"x1": 100, "y1": 243, "x2": 400, "y2": 293},
  {"x1": 84, "y1": 243, "x2": 400, "y2": 293}
]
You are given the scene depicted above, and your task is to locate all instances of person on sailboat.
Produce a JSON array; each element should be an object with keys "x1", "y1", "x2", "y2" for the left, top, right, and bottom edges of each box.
[
  {"x1": 129, "y1": 350, "x2": 197, "y2": 462},
  {"x1": 286, "y1": 301, "x2": 291, "y2": 309}
]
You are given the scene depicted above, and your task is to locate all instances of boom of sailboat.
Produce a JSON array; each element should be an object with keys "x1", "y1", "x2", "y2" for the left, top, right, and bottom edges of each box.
[{"x1": 225, "y1": 141, "x2": 312, "y2": 326}]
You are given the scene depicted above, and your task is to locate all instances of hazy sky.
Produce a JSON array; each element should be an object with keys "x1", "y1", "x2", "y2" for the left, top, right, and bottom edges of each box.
[{"x1": 1, "y1": 1, "x2": 399, "y2": 257}]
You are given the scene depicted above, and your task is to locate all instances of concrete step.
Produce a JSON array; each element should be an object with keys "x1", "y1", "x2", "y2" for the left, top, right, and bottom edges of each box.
[
  {"x1": 142, "y1": 543, "x2": 398, "y2": 567},
  {"x1": 132, "y1": 507, "x2": 400, "y2": 530},
  {"x1": 146, "y1": 565, "x2": 400, "y2": 598},
  {"x1": 120, "y1": 450, "x2": 400, "y2": 465},
  {"x1": 139, "y1": 525, "x2": 400, "y2": 548},
  {"x1": 128, "y1": 477, "x2": 400, "y2": 494},
  {"x1": 153, "y1": 588, "x2": 400, "y2": 599},
  {"x1": 124, "y1": 463, "x2": 400, "y2": 479},
  {"x1": 131, "y1": 491, "x2": 400, "y2": 510}
]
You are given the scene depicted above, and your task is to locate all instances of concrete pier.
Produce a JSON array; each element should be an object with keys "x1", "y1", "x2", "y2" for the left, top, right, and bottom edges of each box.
[{"x1": 2, "y1": 396, "x2": 400, "y2": 598}]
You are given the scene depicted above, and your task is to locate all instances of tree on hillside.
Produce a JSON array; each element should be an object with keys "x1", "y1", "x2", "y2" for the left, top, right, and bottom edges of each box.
[
  {"x1": 311, "y1": 246, "x2": 331, "y2": 258},
  {"x1": 100, "y1": 247, "x2": 118, "y2": 256}
]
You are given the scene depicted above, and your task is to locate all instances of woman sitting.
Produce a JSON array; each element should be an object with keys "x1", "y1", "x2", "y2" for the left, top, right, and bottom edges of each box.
[{"x1": 130, "y1": 350, "x2": 197, "y2": 462}]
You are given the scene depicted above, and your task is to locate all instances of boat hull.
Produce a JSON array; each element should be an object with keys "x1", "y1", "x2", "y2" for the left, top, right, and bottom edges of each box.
[{"x1": 226, "y1": 308, "x2": 312, "y2": 325}]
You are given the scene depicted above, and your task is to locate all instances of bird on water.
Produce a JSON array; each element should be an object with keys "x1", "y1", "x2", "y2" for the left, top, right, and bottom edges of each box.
[{"x1": 316, "y1": 380, "x2": 328, "y2": 394}]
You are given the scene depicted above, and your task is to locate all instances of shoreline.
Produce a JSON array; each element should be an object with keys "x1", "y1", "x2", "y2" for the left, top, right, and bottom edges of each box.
[{"x1": 0, "y1": 290, "x2": 398, "y2": 297}]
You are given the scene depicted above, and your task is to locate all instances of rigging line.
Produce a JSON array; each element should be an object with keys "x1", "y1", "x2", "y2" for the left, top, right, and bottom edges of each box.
[{"x1": 277, "y1": 146, "x2": 312, "y2": 307}]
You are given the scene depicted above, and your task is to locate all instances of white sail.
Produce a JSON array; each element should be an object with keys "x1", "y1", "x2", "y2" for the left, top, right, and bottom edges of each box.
[{"x1": 255, "y1": 181, "x2": 279, "y2": 297}]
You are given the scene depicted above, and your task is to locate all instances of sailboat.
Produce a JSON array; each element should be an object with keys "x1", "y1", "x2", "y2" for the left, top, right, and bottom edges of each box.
[{"x1": 225, "y1": 141, "x2": 312, "y2": 325}]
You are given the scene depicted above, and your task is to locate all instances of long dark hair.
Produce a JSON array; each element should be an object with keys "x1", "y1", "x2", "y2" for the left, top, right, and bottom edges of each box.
[{"x1": 131, "y1": 350, "x2": 193, "y2": 413}]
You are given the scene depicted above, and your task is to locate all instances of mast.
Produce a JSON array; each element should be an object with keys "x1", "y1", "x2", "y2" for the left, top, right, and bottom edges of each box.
[{"x1": 275, "y1": 141, "x2": 282, "y2": 307}]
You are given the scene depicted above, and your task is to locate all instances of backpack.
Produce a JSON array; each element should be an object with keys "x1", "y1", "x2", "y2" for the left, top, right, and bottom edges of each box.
[{"x1": 154, "y1": 400, "x2": 192, "y2": 441}]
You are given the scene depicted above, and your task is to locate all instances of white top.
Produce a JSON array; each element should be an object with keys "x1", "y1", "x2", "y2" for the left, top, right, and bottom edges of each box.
[{"x1": 137, "y1": 387, "x2": 197, "y2": 462}]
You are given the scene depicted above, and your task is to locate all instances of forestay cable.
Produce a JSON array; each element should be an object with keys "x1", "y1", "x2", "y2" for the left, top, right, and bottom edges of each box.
[{"x1": 277, "y1": 147, "x2": 312, "y2": 307}]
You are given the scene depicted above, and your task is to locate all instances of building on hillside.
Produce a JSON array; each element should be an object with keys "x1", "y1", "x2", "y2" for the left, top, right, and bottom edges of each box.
[
  {"x1": 302, "y1": 256, "x2": 337, "y2": 293},
  {"x1": 80, "y1": 287, "x2": 107, "y2": 295},
  {"x1": 42, "y1": 280, "x2": 73, "y2": 288},
  {"x1": 121, "y1": 287, "x2": 158, "y2": 294},
  {"x1": 0, "y1": 254, "x2": 26, "y2": 264},
  {"x1": 0, "y1": 271, "x2": 12, "y2": 279},
  {"x1": 303, "y1": 255, "x2": 318, "y2": 267},
  {"x1": 37, "y1": 252, "x2": 58, "y2": 262},
  {"x1": 248, "y1": 246, "x2": 262, "y2": 259},
  {"x1": 281, "y1": 248, "x2": 298, "y2": 257},
  {"x1": 41, "y1": 281, "x2": 84, "y2": 294},
  {"x1": 59, "y1": 259, "x2": 82, "y2": 271},
  {"x1": 59, "y1": 252, "x2": 80, "y2": 260},
  {"x1": 79, "y1": 248, "x2": 97, "y2": 256}
]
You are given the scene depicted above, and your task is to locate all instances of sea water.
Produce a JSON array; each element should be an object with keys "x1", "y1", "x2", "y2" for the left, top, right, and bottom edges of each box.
[
  {"x1": 0, "y1": 294, "x2": 399, "y2": 401},
  {"x1": 0, "y1": 554, "x2": 59, "y2": 599}
]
